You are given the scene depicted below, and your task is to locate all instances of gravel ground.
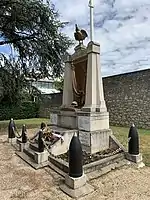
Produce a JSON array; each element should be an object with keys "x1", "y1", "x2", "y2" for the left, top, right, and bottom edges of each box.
[{"x1": 0, "y1": 133, "x2": 150, "y2": 200}]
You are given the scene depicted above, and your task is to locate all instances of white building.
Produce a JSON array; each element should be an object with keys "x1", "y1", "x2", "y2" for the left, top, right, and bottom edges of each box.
[{"x1": 32, "y1": 78, "x2": 60, "y2": 94}]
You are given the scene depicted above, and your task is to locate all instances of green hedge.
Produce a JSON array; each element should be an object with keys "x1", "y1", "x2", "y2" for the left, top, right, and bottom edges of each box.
[{"x1": 0, "y1": 101, "x2": 40, "y2": 121}]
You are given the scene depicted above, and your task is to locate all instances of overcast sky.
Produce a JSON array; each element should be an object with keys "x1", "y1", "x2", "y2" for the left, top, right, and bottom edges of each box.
[{"x1": 53, "y1": 0, "x2": 150, "y2": 77}]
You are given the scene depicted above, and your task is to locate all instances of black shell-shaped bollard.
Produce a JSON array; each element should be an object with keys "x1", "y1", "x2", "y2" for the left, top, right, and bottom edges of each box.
[
  {"x1": 38, "y1": 130, "x2": 44, "y2": 152},
  {"x1": 22, "y1": 125, "x2": 27, "y2": 143},
  {"x1": 8, "y1": 118, "x2": 15, "y2": 138},
  {"x1": 128, "y1": 124, "x2": 139, "y2": 155},
  {"x1": 69, "y1": 135, "x2": 83, "y2": 178}
]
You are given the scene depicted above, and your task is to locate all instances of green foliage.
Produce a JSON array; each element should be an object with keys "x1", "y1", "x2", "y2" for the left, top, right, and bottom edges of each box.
[
  {"x1": 54, "y1": 78, "x2": 64, "y2": 91},
  {"x1": 0, "y1": 0, "x2": 73, "y2": 78},
  {"x1": 0, "y1": 101, "x2": 40, "y2": 121},
  {"x1": 0, "y1": 0, "x2": 73, "y2": 106},
  {"x1": 0, "y1": 57, "x2": 31, "y2": 104}
]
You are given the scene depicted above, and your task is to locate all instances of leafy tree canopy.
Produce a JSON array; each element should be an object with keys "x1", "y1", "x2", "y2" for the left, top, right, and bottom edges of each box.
[
  {"x1": 0, "y1": 0, "x2": 73, "y2": 105},
  {"x1": 0, "y1": 0, "x2": 73, "y2": 78}
]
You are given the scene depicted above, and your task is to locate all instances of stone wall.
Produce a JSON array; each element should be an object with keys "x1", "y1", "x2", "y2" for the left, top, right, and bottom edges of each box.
[
  {"x1": 103, "y1": 69, "x2": 150, "y2": 129},
  {"x1": 40, "y1": 69, "x2": 150, "y2": 129}
]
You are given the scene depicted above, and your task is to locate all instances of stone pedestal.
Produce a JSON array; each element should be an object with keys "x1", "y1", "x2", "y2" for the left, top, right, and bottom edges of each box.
[
  {"x1": 50, "y1": 111, "x2": 77, "y2": 129},
  {"x1": 79, "y1": 129, "x2": 111, "y2": 154},
  {"x1": 34, "y1": 150, "x2": 48, "y2": 164},
  {"x1": 57, "y1": 111, "x2": 77, "y2": 129},
  {"x1": 125, "y1": 153, "x2": 145, "y2": 168},
  {"x1": 19, "y1": 143, "x2": 29, "y2": 152},
  {"x1": 50, "y1": 109, "x2": 110, "y2": 154},
  {"x1": 77, "y1": 111, "x2": 110, "y2": 153},
  {"x1": 8, "y1": 138, "x2": 16, "y2": 144},
  {"x1": 77, "y1": 111, "x2": 109, "y2": 131},
  {"x1": 60, "y1": 174, "x2": 94, "y2": 198},
  {"x1": 50, "y1": 110, "x2": 109, "y2": 132}
]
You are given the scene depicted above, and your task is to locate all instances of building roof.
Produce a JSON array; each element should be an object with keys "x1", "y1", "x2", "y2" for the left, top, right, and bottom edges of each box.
[
  {"x1": 37, "y1": 77, "x2": 53, "y2": 82},
  {"x1": 25, "y1": 77, "x2": 54, "y2": 82},
  {"x1": 38, "y1": 88, "x2": 60, "y2": 94}
]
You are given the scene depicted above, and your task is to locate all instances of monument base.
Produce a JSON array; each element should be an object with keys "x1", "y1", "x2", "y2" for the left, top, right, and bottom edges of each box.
[
  {"x1": 34, "y1": 150, "x2": 48, "y2": 164},
  {"x1": 8, "y1": 138, "x2": 16, "y2": 144},
  {"x1": 50, "y1": 109, "x2": 111, "y2": 154},
  {"x1": 125, "y1": 153, "x2": 143, "y2": 163},
  {"x1": 77, "y1": 111, "x2": 109, "y2": 131},
  {"x1": 77, "y1": 111, "x2": 110, "y2": 154},
  {"x1": 79, "y1": 129, "x2": 111, "y2": 154},
  {"x1": 50, "y1": 110, "x2": 77, "y2": 129},
  {"x1": 60, "y1": 174, "x2": 94, "y2": 198},
  {"x1": 125, "y1": 153, "x2": 145, "y2": 168}
]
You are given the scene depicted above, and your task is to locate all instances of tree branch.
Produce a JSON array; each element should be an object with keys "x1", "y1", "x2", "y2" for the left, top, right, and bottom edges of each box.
[{"x1": 0, "y1": 35, "x2": 35, "y2": 45}]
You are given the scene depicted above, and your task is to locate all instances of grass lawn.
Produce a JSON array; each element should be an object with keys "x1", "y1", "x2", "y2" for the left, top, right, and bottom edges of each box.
[
  {"x1": 0, "y1": 118, "x2": 49, "y2": 130},
  {"x1": 111, "y1": 126, "x2": 150, "y2": 166}
]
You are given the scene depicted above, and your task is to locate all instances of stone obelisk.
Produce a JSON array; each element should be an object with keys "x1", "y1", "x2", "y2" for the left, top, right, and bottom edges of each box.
[{"x1": 82, "y1": 0, "x2": 107, "y2": 113}]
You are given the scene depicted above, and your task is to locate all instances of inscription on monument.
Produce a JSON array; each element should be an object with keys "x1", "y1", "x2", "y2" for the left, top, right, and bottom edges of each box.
[
  {"x1": 78, "y1": 116, "x2": 90, "y2": 131},
  {"x1": 79, "y1": 131, "x2": 91, "y2": 146},
  {"x1": 50, "y1": 113, "x2": 58, "y2": 125}
]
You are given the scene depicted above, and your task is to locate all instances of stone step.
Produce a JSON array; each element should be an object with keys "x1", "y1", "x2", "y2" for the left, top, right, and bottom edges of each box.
[
  {"x1": 49, "y1": 152, "x2": 126, "y2": 175},
  {"x1": 23, "y1": 148, "x2": 35, "y2": 160},
  {"x1": 16, "y1": 151, "x2": 48, "y2": 170},
  {"x1": 48, "y1": 162, "x2": 66, "y2": 178},
  {"x1": 83, "y1": 152, "x2": 125, "y2": 174},
  {"x1": 29, "y1": 142, "x2": 39, "y2": 152},
  {"x1": 86, "y1": 159, "x2": 128, "y2": 180}
]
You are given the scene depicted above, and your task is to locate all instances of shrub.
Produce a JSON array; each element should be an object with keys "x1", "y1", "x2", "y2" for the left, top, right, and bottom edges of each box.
[{"x1": 0, "y1": 101, "x2": 40, "y2": 121}]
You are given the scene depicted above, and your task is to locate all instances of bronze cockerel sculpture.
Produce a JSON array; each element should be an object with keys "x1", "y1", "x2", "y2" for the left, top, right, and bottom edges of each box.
[{"x1": 74, "y1": 24, "x2": 88, "y2": 44}]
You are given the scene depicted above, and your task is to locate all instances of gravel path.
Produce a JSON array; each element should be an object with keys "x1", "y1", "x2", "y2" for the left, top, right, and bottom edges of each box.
[{"x1": 0, "y1": 134, "x2": 150, "y2": 200}]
